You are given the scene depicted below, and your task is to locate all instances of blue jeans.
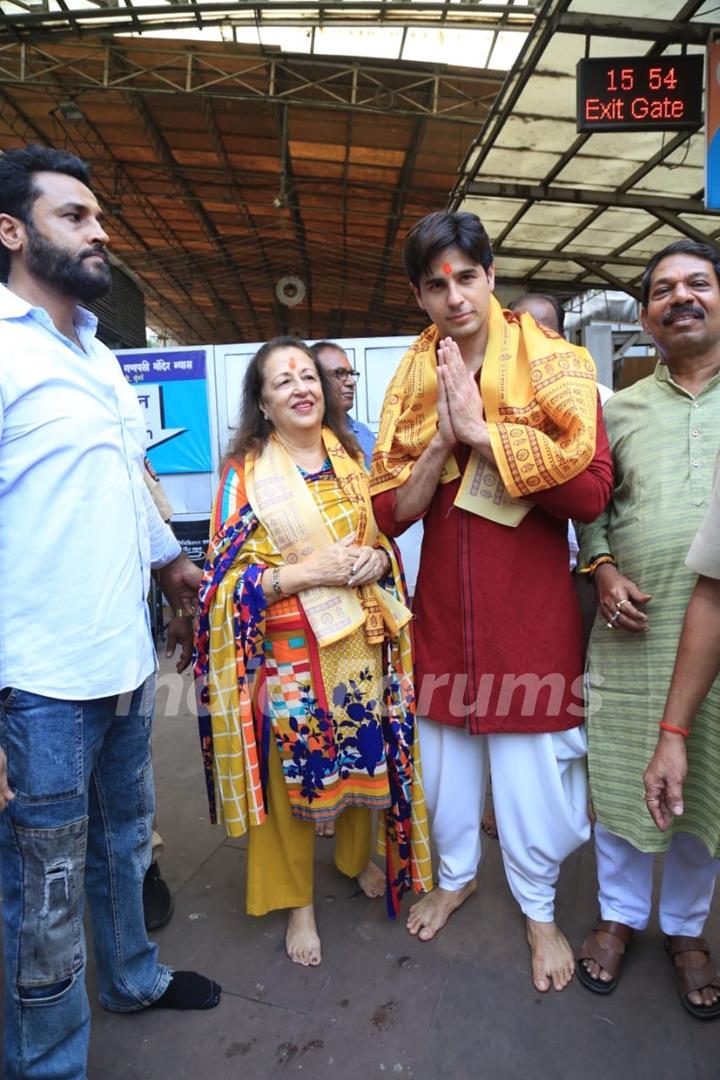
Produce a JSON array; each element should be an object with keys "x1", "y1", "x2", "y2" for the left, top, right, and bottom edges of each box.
[{"x1": 0, "y1": 679, "x2": 171, "y2": 1080}]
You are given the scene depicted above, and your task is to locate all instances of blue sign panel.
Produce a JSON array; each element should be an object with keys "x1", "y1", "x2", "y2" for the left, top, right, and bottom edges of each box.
[{"x1": 117, "y1": 349, "x2": 211, "y2": 474}]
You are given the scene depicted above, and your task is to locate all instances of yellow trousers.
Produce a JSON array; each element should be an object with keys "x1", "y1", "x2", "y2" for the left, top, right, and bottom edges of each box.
[{"x1": 246, "y1": 739, "x2": 374, "y2": 916}]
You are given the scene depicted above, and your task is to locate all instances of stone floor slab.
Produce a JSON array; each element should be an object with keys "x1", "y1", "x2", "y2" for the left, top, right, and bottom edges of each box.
[
  {"x1": 2, "y1": 651, "x2": 718, "y2": 1079},
  {"x1": 422, "y1": 956, "x2": 702, "y2": 1080},
  {"x1": 88, "y1": 990, "x2": 309, "y2": 1080}
]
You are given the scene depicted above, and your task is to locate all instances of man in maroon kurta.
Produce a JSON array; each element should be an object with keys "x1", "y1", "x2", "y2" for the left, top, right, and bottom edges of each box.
[{"x1": 371, "y1": 211, "x2": 613, "y2": 992}]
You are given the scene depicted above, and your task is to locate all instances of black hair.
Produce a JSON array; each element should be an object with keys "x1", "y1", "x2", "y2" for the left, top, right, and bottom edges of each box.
[
  {"x1": 641, "y1": 239, "x2": 720, "y2": 308},
  {"x1": 310, "y1": 340, "x2": 347, "y2": 359},
  {"x1": 403, "y1": 211, "x2": 494, "y2": 288},
  {"x1": 0, "y1": 143, "x2": 92, "y2": 280},
  {"x1": 226, "y1": 335, "x2": 361, "y2": 462},
  {"x1": 508, "y1": 292, "x2": 565, "y2": 335}
]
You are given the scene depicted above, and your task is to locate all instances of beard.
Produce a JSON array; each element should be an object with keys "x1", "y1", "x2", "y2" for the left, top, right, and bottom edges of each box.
[{"x1": 25, "y1": 222, "x2": 112, "y2": 303}]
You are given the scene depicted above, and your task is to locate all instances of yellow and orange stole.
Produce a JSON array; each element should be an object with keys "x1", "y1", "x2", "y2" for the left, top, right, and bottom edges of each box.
[
  {"x1": 247, "y1": 432, "x2": 411, "y2": 646},
  {"x1": 371, "y1": 296, "x2": 598, "y2": 523}
]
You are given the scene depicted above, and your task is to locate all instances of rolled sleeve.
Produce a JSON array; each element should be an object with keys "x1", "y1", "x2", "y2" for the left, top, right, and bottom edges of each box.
[
  {"x1": 576, "y1": 506, "x2": 611, "y2": 569},
  {"x1": 372, "y1": 487, "x2": 424, "y2": 538},
  {"x1": 143, "y1": 482, "x2": 181, "y2": 568},
  {"x1": 686, "y1": 456, "x2": 720, "y2": 580}
]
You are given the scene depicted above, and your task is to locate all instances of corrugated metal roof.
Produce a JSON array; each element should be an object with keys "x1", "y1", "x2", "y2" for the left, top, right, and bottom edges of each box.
[
  {"x1": 0, "y1": 27, "x2": 504, "y2": 341},
  {"x1": 1, "y1": 0, "x2": 718, "y2": 339}
]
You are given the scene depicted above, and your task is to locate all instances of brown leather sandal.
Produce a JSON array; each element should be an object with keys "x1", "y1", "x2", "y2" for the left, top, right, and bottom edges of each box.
[
  {"x1": 665, "y1": 935, "x2": 720, "y2": 1021},
  {"x1": 576, "y1": 919, "x2": 633, "y2": 994}
]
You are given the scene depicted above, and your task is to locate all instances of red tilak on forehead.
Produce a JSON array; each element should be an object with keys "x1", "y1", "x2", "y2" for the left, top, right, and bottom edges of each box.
[
  {"x1": 288, "y1": 357, "x2": 297, "y2": 369},
  {"x1": 442, "y1": 262, "x2": 453, "y2": 275}
]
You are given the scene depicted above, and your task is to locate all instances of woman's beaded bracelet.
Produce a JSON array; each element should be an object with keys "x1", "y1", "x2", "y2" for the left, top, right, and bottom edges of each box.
[{"x1": 271, "y1": 566, "x2": 285, "y2": 596}]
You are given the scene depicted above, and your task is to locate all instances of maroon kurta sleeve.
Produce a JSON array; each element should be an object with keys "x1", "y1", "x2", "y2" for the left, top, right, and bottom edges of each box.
[{"x1": 372, "y1": 487, "x2": 425, "y2": 538}]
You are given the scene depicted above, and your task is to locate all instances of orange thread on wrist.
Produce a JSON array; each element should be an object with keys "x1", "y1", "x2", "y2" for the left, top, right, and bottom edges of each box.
[
  {"x1": 580, "y1": 554, "x2": 616, "y2": 577},
  {"x1": 659, "y1": 721, "x2": 690, "y2": 738}
]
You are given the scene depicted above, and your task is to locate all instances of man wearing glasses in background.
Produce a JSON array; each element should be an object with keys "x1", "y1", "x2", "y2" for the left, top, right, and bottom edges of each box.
[{"x1": 311, "y1": 340, "x2": 375, "y2": 468}]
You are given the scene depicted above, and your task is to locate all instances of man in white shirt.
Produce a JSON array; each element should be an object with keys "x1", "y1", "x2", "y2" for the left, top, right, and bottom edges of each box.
[{"x1": 0, "y1": 144, "x2": 220, "y2": 1080}]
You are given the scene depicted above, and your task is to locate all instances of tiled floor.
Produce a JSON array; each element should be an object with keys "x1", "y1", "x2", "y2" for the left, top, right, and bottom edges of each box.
[{"x1": 2, "y1": 656, "x2": 718, "y2": 1079}]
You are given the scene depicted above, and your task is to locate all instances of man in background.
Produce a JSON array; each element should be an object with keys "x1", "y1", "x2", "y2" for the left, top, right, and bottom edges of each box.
[
  {"x1": 142, "y1": 456, "x2": 188, "y2": 932},
  {"x1": 312, "y1": 340, "x2": 375, "y2": 467},
  {"x1": 508, "y1": 292, "x2": 566, "y2": 337}
]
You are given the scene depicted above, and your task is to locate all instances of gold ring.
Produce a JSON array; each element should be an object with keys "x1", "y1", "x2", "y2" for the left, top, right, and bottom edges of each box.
[{"x1": 617, "y1": 598, "x2": 628, "y2": 609}]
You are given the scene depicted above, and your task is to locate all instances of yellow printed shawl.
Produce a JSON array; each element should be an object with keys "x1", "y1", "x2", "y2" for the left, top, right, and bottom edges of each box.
[
  {"x1": 246, "y1": 431, "x2": 411, "y2": 647},
  {"x1": 371, "y1": 295, "x2": 598, "y2": 500}
]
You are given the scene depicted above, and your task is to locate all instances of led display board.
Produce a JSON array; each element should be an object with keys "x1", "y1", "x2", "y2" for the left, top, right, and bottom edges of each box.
[{"x1": 577, "y1": 55, "x2": 703, "y2": 132}]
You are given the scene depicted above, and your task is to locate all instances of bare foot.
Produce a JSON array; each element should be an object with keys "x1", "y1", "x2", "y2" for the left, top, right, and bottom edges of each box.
[
  {"x1": 526, "y1": 918, "x2": 575, "y2": 992},
  {"x1": 315, "y1": 821, "x2": 335, "y2": 838},
  {"x1": 481, "y1": 808, "x2": 498, "y2": 840},
  {"x1": 285, "y1": 905, "x2": 322, "y2": 967},
  {"x1": 406, "y1": 880, "x2": 477, "y2": 941},
  {"x1": 356, "y1": 860, "x2": 386, "y2": 898}
]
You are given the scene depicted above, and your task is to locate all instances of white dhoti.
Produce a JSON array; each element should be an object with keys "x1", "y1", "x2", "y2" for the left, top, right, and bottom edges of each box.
[
  {"x1": 595, "y1": 823, "x2": 720, "y2": 936},
  {"x1": 419, "y1": 718, "x2": 590, "y2": 922}
]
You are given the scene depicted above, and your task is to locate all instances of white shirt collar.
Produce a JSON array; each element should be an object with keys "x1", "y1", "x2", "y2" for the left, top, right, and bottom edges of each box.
[{"x1": 0, "y1": 281, "x2": 98, "y2": 333}]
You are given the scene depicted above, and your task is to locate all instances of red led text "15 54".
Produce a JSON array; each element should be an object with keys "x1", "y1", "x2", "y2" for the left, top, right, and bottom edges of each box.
[{"x1": 606, "y1": 66, "x2": 678, "y2": 93}]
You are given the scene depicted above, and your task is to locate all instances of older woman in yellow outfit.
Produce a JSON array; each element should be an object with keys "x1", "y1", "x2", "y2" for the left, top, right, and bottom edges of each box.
[{"x1": 194, "y1": 337, "x2": 431, "y2": 966}]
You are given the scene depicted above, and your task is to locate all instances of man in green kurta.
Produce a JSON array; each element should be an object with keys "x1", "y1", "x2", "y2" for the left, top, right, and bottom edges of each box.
[{"x1": 576, "y1": 239, "x2": 720, "y2": 1019}]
